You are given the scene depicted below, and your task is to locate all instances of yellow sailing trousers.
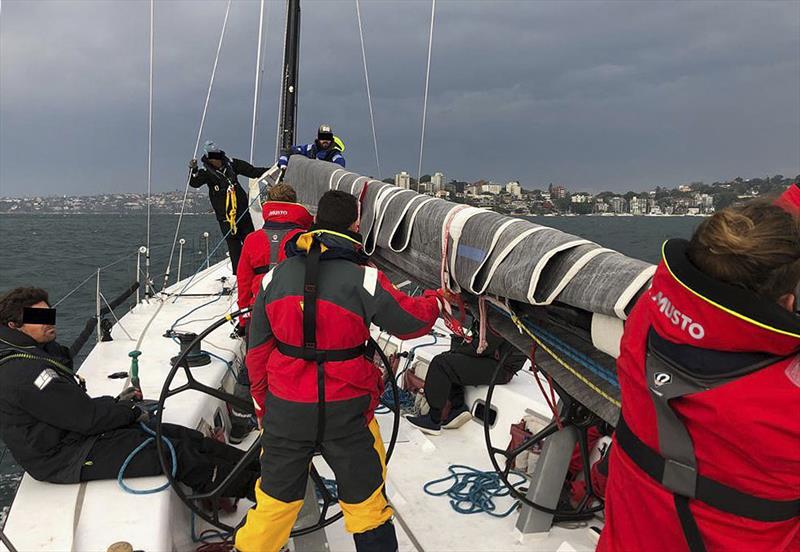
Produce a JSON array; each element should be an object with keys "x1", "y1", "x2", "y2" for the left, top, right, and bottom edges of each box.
[{"x1": 234, "y1": 418, "x2": 392, "y2": 552}]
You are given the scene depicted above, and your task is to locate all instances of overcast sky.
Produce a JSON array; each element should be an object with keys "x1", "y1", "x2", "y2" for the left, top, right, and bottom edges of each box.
[{"x1": 1, "y1": 0, "x2": 798, "y2": 197}]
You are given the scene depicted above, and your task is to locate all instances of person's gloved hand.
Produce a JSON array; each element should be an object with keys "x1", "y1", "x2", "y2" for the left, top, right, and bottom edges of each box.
[
  {"x1": 116, "y1": 386, "x2": 142, "y2": 402},
  {"x1": 189, "y1": 158, "x2": 198, "y2": 171},
  {"x1": 437, "y1": 288, "x2": 460, "y2": 306},
  {"x1": 233, "y1": 321, "x2": 248, "y2": 338},
  {"x1": 132, "y1": 405, "x2": 150, "y2": 424}
]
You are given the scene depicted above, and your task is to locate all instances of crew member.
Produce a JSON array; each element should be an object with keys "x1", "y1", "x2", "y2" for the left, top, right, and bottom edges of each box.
[
  {"x1": 406, "y1": 321, "x2": 527, "y2": 435},
  {"x1": 189, "y1": 141, "x2": 268, "y2": 274},
  {"x1": 235, "y1": 191, "x2": 448, "y2": 552},
  {"x1": 228, "y1": 183, "x2": 312, "y2": 443},
  {"x1": 0, "y1": 287, "x2": 259, "y2": 500},
  {"x1": 599, "y1": 192, "x2": 800, "y2": 551},
  {"x1": 278, "y1": 124, "x2": 345, "y2": 169}
]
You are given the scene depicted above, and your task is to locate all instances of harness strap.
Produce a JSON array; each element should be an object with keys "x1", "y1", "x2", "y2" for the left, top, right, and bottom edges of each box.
[
  {"x1": 616, "y1": 415, "x2": 800, "y2": 523},
  {"x1": 253, "y1": 266, "x2": 271, "y2": 275},
  {"x1": 674, "y1": 495, "x2": 707, "y2": 552},
  {"x1": 225, "y1": 185, "x2": 238, "y2": 235},
  {"x1": 275, "y1": 341, "x2": 365, "y2": 362}
]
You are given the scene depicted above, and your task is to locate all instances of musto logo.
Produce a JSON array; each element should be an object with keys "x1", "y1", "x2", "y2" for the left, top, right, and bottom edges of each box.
[{"x1": 650, "y1": 291, "x2": 705, "y2": 340}]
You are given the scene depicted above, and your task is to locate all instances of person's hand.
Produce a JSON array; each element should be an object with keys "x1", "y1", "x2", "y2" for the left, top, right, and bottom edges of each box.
[
  {"x1": 132, "y1": 405, "x2": 150, "y2": 424},
  {"x1": 116, "y1": 386, "x2": 143, "y2": 402},
  {"x1": 438, "y1": 288, "x2": 460, "y2": 305},
  {"x1": 189, "y1": 158, "x2": 198, "y2": 171},
  {"x1": 231, "y1": 321, "x2": 248, "y2": 339}
]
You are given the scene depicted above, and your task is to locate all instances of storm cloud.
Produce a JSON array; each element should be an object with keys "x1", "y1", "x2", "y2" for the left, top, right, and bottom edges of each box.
[{"x1": 1, "y1": 0, "x2": 798, "y2": 196}]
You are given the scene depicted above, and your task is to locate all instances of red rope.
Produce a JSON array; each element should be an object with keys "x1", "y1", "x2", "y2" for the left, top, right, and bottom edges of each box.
[{"x1": 532, "y1": 361, "x2": 563, "y2": 430}]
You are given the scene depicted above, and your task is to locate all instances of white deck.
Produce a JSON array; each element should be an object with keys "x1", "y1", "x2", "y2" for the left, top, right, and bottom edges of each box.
[{"x1": 2, "y1": 260, "x2": 600, "y2": 552}]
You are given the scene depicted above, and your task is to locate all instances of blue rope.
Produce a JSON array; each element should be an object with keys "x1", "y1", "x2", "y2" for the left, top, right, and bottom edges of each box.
[
  {"x1": 423, "y1": 464, "x2": 526, "y2": 518},
  {"x1": 117, "y1": 422, "x2": 178, "y2": 495},
  {"x1": 488, "y1": 303, "x2": 619, "y2": 388},
  {"x1": 169, "y1": 290, "x2": 224, "y2": 331},
  {"x1": 204, "y1": 350, "x2": 238, "y2": 380},
  {"x1": 376, "y1": 385, "x2": 415, "y2": 414},
  {"x1": 527, "y1": 323, "x2": 618, "y2": 387}
]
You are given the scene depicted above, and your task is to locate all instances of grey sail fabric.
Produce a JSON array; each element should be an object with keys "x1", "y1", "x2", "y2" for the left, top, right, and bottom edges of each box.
[{"x1": 282, "y1": 156, "x2": 654, "y2": 320}]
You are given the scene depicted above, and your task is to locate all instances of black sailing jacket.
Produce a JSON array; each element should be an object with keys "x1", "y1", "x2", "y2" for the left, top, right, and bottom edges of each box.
[
  {"x1": 0, "y1": 326, "x2": 138, "y2": 483},
  {"x1": 189, "y1": 156, "x2": 268, "y2": 221}
]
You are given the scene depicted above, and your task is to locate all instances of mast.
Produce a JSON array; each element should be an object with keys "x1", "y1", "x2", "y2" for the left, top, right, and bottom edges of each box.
[{"x1": 278, "y1": 0, "x2": 301, "y2": 152}]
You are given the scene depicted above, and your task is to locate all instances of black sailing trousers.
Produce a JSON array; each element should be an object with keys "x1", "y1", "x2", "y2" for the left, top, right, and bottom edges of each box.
[
  {"x1": 217, "y1": 214, "x2": 255, "y2": 275},
  {"x1": 423, "y1": 352, "x2": 510, "y2": 423},
  {"x1": 80, "y1": 422, "x2": 259, "y2": 499}
]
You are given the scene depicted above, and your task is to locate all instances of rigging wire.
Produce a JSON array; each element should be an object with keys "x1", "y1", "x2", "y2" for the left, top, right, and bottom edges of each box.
[
  {"x1": 136, "y1": 0, "x2": 232, "y2": 355},
  {"x1": 417, "y1": 0, "x2": 436, "y2": 183},
  {"x1": 160, "y1": 0, "x2": 232, "y2": 294},
  {"x1": 145, "y1": 0, "x2": 154, "y2": 293},
  {"x1": 355, "y1": 0, "x2": 381, "y2": 179},
  {"x1": 249, "y1": 0, "x2": 266, "y2": 164}
]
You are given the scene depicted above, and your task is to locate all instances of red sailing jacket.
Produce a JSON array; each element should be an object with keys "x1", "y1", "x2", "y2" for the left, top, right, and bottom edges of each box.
[
  {"x1": 776, "y1": 182, "x2": 800, "y2": 217},
  {"x1": 599, "y1": 239, "x2": 800, "y2": 548},
  {"x1": 246, "y1": 230, "x2": 441, "y2": 425},
  {"x1": 236, "y1": 202, "x2": 313, "y2": 312}
]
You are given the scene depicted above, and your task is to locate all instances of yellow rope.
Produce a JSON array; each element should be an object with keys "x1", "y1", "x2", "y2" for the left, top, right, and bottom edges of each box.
[
  {"x1": 509, "y1": 311, "x2": 621, "y2": 409},
  {"x1": 225, "y1": 186, "x2": 238, "y2": 235}
]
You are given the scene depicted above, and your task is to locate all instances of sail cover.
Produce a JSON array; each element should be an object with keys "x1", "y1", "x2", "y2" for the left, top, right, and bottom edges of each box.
[
  {"x1": 279, "y1": 156, "x2": 654, "y2": 320},
  {"x1": 263, "y1": 156, "x2": 658, "y2": 423}
]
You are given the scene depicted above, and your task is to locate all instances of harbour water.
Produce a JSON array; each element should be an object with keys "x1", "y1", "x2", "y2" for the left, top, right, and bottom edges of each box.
[{"x1": 0, "y1": 213, "x2": 701, "y2": 521}]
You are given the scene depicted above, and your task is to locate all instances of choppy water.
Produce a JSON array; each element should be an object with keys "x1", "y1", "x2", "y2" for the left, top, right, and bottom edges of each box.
[{"x1": 0, "y1": 213, "x2": 700, "y2": 521}]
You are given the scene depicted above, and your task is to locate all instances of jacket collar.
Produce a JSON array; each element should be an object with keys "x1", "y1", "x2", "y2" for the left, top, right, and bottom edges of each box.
[
  {"x1": 0, "y1": 324, "x2": 42, "y2": 352},
  {"x1": 261, "y1": 201, "x2": 313, "y2": 227},
  {"x1": 647, "y1": 239, "x2": 800, "y2": 356},
  {"x1": 286, "y1": 228, "x2": 369, "y2": 265}
]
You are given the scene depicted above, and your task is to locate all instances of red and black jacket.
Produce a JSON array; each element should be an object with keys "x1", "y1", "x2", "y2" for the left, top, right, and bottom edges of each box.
[
  {"x1": 599, "y1": 192, "x2": 800, "y2": 551},
  {"x1": 246, "y1": 229, "x2": 440, "y2": 436},
  {"x1": 236, "y1": 201, "x2": 313, "y2": 312}
]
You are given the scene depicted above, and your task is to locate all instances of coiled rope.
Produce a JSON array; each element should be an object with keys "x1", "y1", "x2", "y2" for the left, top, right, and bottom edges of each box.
[{"x1": 423, "y1": 464, "x2": 526, "y2": 518}]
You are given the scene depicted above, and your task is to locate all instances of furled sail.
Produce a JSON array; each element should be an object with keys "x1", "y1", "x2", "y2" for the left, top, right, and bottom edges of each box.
[{"x1": 261, "y1": 156, "x2": 657, "y2": 423}]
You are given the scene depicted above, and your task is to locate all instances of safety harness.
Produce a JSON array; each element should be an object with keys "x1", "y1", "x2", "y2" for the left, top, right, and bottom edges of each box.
[
  {"x1": 272, "y1": 238, "x2": 367, "y2": 445},
  {"x1": 225, "y1": 186, "x2": 238, "y2": 235},
  {"x1": 615, "y1": 331, "x2": 800, "y2": 552},
  {"x1": 252, "y1": 222, "x2": 306, "y2": 275}
]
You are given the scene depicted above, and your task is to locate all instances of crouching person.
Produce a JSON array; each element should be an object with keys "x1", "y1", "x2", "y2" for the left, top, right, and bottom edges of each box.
[
  {"x1": 0, "y1": 287, "x2": 258, "y2": 500},
  {"x1": 235, "y1": 191, "x2": 447, "y2": 552}
]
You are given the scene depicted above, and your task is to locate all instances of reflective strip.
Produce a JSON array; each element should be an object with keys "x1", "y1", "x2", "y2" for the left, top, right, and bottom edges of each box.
[
  {"x1": 261, "y1": 269, "x2": 274, "y2": 290},
  {"x1": 34, "y1": 368, "x2": 57, "y2": 390},
  {"x1": 363, "y1": 266, "x2": 378, "y2": 296}
]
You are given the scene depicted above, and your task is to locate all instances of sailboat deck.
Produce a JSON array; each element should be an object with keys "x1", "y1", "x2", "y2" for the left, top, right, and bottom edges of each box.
[{"x1": 2, "y1": 261, "x2": 601, "y2": 551}]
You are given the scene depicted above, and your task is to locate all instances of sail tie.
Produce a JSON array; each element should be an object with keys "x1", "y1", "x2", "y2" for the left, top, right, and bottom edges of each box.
[{"x1": 439, "y1": 205, "x2": 470, "y2": 340}]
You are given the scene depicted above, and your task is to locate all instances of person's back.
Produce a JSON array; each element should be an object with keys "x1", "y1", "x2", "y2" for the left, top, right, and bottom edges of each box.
[
  {"x1": 237, "y1": 184, "x2": 313, "y2": 314},
  {"x1": 237, "y1": 190, "x2": 443, "y2": 552},
  {"x1": 599, "y1": 198, "x2": 800, "y2": 551}
]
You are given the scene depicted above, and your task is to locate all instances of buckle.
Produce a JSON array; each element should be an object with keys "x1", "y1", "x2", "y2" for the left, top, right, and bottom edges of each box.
[
  {"x1": 304, "y1": 284, "x2": 316, "y2": 293},
  {"x1": 663, "y1": 459, "x2": 697, "y2": 498},
  {"x1": 305, "y1": 342, "x2": 316, "y2": 349}
]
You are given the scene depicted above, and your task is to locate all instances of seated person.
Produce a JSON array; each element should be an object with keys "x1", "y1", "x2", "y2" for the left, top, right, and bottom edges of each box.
[
  {"x1": 406, "y1": 319, "x2": 528, "y2": 435},
  {"x1": 0, "y1": 287, "x2": 258, "y2": 500},
  {"x1": 277, "y1": 124, "x2": 345, "y2": 168}
]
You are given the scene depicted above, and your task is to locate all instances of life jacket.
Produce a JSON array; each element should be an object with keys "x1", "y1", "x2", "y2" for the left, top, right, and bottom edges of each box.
[
  {"x1": 599, "y1": 239, "x2": 800, "y2": 552},
  {"x1": 310, "y1": 142, "x2": 343, "y2": 163},
  {"x1": 252, "y1": 221, "x2": 307, "y2": 276}
]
